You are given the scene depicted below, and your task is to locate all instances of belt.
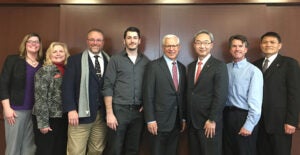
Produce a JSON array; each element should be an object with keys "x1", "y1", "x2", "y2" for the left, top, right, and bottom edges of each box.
[
  {"x1": 116, "y1": 104, "x2": 141, "y2": 110},
  {"x1": 224, "y1": 106, "x2": 248, "y2": 112}
]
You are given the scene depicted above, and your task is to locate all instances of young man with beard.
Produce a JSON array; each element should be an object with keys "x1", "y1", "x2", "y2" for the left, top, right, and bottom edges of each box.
[{"x1": 103, "y1": 27, "x2": 150, "y2": 155}]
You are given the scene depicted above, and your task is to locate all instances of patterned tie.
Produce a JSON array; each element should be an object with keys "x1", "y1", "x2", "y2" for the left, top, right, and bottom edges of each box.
[
  {"x1": 195, "y1": 61, "x2": 203, "y2": 84},
  {"x1": 262, "y1": 58, "x2": 269, "y2": 73},
  {"x1": 94, "y1": 55, "x2": 102, "y2": 78},
  {"x1": 172, "y1": 61, "x2": 179, "y2": 91}
]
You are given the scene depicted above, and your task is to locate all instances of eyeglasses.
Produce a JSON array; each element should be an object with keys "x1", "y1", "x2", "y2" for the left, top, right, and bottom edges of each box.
[
  {"x1": 194, "y1": 41, "x2": 212, "y2": 46},
  {"x1": 164, "y1": 44, "x2": 179, "y2": 49},
  {"x1": 87, "y1": 39, "x2": 104, "y2": 43},
  {"x1": 27, "y1": 40, "x2": 40, "y2": 44}
]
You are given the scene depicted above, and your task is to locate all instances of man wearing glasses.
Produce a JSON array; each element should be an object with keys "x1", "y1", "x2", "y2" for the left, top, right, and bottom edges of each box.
[
  {"x1": 143, "y1": 34, "x2": 187, "y2": 155},
  {"x1": 62, "y1": 29, "x2": 110, "y2": 155},
  {"x1": 187, "y1": 29, "x2": 228, "y2": 155}
]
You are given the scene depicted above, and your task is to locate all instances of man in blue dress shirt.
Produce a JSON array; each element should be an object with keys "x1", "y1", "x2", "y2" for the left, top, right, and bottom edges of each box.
[{"x1": 223, "y1": 34, "x2": 263, "y2": 155}]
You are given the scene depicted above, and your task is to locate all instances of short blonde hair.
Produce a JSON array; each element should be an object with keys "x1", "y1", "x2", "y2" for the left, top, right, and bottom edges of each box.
[{"x1": 44, "y1": 42, "x2": 70, "y2": 66}]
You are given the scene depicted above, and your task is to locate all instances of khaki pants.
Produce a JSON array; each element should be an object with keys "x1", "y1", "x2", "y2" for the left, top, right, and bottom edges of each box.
[{"x1": 67, "y1": 111, "x2": 107, "y2": 155}]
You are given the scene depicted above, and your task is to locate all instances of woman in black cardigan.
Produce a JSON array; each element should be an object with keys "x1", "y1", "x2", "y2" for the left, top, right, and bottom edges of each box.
[{"x1": 0, "y1": 33, "x2": 43, "y2": 155}]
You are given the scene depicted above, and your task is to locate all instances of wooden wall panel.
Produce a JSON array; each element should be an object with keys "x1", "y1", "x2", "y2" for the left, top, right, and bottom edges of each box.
[
  {"x1": 59, "y1": 5, "x2": 161, "y2": 60},
  {"x1": 0, "y1": 6, "x2": 60, "y2": 68},
  {"x1": 265, "y1": 5, "x2": 300, "y2": 62},
  {"x1": 160, "y1": 5, "x2": 266, "y2": 66},
  {"x1": 0, "y1": 6, "x2": 59, "y2": 155},
  {"x1": 1, "y1": 3, "x2": 300, "y2": 155}
]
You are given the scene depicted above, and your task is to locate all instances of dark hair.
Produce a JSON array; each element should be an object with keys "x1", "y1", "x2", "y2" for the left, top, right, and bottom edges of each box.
[
  {"x1": 87, "y1": 28, "x2": 104, "y2": 37},
  {"x1": 124, "y1": 27, "x2": 140, "y2": 39},
  {"x1": 260, "y1": 32, "x2": 281, "y2": 43},
  {"x1": 228, "y1": 34, "x2": 249, "y2": 48}
]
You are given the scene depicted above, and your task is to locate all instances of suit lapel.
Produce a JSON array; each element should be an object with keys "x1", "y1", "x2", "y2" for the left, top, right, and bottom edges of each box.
[
  {"x1": 177, "y1": 62, "x2": 185, "y2": 92},
  {"x1": 159, "y1": 57, "x2": 177, "y2": 91},
  {"x1": 194, "y1": 57, "x2": 213, "y2": 85},
  {"x1": 264, "y1": 55, "x2": 282, "y2": 79}
]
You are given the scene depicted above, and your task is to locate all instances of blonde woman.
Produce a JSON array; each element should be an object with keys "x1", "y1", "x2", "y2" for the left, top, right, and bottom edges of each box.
[
  {"x1": 33, "y1": 42, "x2": 70, "y2": 155},
  {"x1": 0, "y1": 33, "x2": 43, "y2": 155}
]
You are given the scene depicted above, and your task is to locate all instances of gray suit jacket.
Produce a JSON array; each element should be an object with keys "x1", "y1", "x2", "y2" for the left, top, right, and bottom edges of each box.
[{"x1": 143, "y1": 57, "x2": 187, "y2": 132}]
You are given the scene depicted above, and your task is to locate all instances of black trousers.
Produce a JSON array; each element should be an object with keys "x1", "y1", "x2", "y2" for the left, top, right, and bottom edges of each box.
[
  {"x1": 105, "y1": 104, "x2": 144, "y2": 155},
  {"x1": 148, "y1": 118, "x2": 181, "y2": 155},
  {"x1": 257, "y1": 121, "x2": 292, "y2": 155},
  {"x1": 222, "y1": 106, "x2": 258, "y2": 155},
  {"x1": 189, "y1": 122, "x2": 222, "y2": 155},
  {"x1": 32, "y1": 114, "x2": 68, "y2": 155}
]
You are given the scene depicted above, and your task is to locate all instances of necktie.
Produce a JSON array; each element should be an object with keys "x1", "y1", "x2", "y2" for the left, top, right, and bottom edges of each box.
[
  {"x1": 262, "y1": 58, "x2": 269, "y2": 73},
  {"x1": 172, "y1": 61, "x2": 179, "y2": 91},
  {"x1": 94, "y1": 55, "x2": 102, "y2": 78},
  {"x1": 195, "y1": 61, "x2": 202, "y2": 83}
]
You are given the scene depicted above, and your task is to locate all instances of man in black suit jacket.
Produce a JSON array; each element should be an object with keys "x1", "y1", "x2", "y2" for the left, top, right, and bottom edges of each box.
[
  {"x1": 253, "y1": 32, "x2": 300, "y2": 155},
  {"x1": 62, "y1": 29, "x2": 109, "y2": 155},
  {"x1": 187, "y1": 30, "x2": 228, "y2": 155},
  {"x1": 143, "y1": 34, "x2": 187, "y2": 155}
]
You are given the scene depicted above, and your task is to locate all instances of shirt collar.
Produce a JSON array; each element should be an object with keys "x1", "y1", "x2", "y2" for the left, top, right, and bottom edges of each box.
[
  {"x1": 198, "y1": 53, "x2": 211, "y2": 65},
  {"x1": 265, "y1": 53, "x2": 278, "y2": 64},
  {"x1": 163, "y1": 55, "x2": 177, "y2": 64},
  {"x1": 233, "y1": 58, "x2": 247, "y2": 68},
  {"x1": 88, "y1": 50, "x2": 103, "y2": 58}
]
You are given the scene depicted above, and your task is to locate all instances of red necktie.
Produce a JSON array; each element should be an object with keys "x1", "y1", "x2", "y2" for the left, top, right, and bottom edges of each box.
[
  {"x1": 195, "y1": 61, "x2": 202, "y2": 83},
  {"x1": 172, "y1": 61, "x2": 179, "y2": 91}
]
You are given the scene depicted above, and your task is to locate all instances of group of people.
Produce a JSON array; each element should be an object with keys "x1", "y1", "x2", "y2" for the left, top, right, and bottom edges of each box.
[{"x1": 0, "y1": 26, "x2": 299, "y2": 155}]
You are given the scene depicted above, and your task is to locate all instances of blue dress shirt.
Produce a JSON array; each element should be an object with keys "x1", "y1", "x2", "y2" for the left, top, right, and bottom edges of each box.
[{"x1": 226, "y1": 58, "x2": 263, "y2": 132}]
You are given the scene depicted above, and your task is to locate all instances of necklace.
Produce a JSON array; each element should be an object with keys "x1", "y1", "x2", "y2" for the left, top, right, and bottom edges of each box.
[{"x1": 26, "y1": 56, "x2": 38, "y2": 66}]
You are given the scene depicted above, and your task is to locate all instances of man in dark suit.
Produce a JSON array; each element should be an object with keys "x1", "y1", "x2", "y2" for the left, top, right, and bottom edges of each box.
[
  {"x1": 143, "y1": 34, "x2": 187, "y2": 155},
  {"x1": 253, "y1": 32, "x2": 300, "y2": 155},
  {"x1": 62, "y1": 29, "x2": 110, "y2": 155},
  {"x1": 187, "y1": 29, "x2": 228, "y2": 155}
]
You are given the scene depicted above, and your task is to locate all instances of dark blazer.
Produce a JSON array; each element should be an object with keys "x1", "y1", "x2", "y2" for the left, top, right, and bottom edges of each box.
[
  {"x1": 0, "y1": 54, "x2": 42, "y2": 106},
  {"x1": 143, "y1": 57, "x2": 186, "y2": 132},
  {"x1": 187, "y1": 56, "x2": 228, "y2": 129},
  {"x1": 253, "y1": 54, "x2": 300, "y2": 134},
  {"x1": 62, "y1": 52, "x2": 108, "y2": 124}
]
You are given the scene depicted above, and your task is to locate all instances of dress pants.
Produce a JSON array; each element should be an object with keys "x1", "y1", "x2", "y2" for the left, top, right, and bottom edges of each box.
[
  {"x1": 105, "y1": 104, "x2": 144, "y2": 155},
  {"x1": 222, "y1": 106, "x2": 258, "y2": 155},
  {"x1": 189, "y1": 122, "x2": 222, "y2": 155},
  {"x1": 257, "y1": 121, "x2": 292, "y2": 155},
  {"x1": 67, "y1": 111, "x2": 107, "y2": 155},
  {"x1": 32, "y1": 114, "x2": 68, "y2": 155},
  {"x1": 4, "y1": 110, "x2": 36, "y2": 155},
  {"x1": 148, "y1": 120, "x2": 181, "y2": 155}
]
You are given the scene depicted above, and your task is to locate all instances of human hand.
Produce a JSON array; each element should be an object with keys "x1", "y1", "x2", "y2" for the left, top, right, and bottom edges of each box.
[
  {"x1": 147, "y1": 121, "x2": 158, "y2": 135},
  {"x1": 3, "y1": 106, "x2": 17, "y2": 125},
  {"x1": 284, "y1": 124, "x2": 296, "y2": 134},
  {"x1": 204, "y1": 120, "x2": 216, "y2": 138},
  {"x1": 68, "y1": 110, "x2": 79, "y2": 126},
  {"x1": 238, "y1": 127, "x2": 252, "y2": 136},
  {"x1": 40, "y1": 127, "x2": 53, "y2": 134},
  {"x1": 106, "y1": 112, "x2": 118, "y2": 131}
]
